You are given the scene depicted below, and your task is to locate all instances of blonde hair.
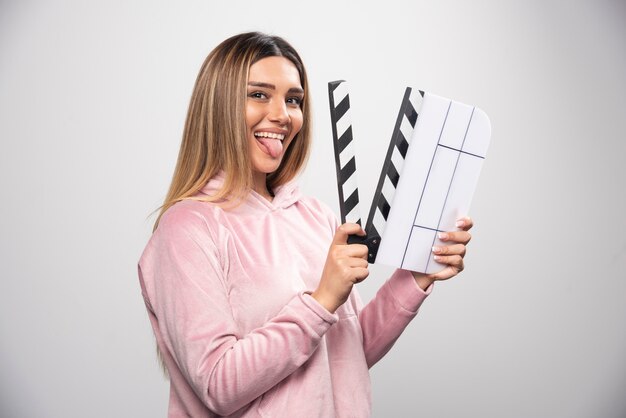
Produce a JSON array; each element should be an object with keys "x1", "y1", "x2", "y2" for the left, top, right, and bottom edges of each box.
[{"x1": 152, "y1": 32, "x2": 311, "y2": 232}]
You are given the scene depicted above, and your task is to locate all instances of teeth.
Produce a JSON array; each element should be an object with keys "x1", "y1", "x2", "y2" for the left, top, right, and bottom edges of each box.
[{"x1": 254, "y1": 132, "x2": 285, "y2": 141}]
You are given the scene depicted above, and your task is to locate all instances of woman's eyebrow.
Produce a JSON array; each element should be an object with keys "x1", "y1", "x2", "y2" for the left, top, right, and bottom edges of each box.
[
  {"x1": 248, "y1": 81, "x2": 304, "y2": 95},
  {"x1": 248, "y1": 81, "x2": 275, "y2": 89}
]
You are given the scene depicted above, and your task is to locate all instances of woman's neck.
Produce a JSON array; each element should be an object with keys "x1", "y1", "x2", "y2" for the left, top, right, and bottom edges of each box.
[{"x1": 252, "y1": 172, "x2": 273, "y2": 201}]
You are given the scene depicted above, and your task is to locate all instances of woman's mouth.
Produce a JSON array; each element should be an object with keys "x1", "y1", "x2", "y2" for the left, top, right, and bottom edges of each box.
[{"x1": 254, "y1": 131, "x2": 286, "y2": 158}]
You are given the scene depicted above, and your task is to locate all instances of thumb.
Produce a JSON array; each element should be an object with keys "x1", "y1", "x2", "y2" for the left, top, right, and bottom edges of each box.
[{"x1": 332, "y1": 223, "x2": 366, "y2": 245}]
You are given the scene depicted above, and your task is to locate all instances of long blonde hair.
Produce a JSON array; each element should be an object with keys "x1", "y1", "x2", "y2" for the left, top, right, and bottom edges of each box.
[{"x1": 153, "y1": 32, "x2": 312, "y2": 232}]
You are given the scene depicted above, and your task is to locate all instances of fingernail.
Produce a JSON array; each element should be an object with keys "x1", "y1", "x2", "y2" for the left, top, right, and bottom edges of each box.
[
  {"x1": 438, "y1": 232, "x2": 448, "y2": 240},
  {"x1": 456, "y1": 220, "x2": 464, "y2": 227},
  {"x1": 432, "y1": 246, "x2": 441, "y2": 254},
  {"x1": 433, "y1": 255, "x2": 442, "y2": 261}
]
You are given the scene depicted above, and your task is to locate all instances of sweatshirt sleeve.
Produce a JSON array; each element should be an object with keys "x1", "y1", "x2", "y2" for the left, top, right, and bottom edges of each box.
[
  {"x1": 357, "y1": 269, "x2": 433, "y2": 368},
  {"x1": 139, "y1": 207, "x2": 338, "y2": 416},
  {"x1": 315, "y1": 198, "x2": 432, "y2": 368}
]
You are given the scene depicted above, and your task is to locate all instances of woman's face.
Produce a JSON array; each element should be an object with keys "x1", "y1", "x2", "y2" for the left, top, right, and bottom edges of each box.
[{"x1": 246, "y1": 56, "x2": 304, "y2": 177}]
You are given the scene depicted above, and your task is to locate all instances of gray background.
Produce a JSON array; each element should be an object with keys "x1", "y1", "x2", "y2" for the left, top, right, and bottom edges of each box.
[{"x1": 1, "y1": 0, "x2": 625, "y2": 417}]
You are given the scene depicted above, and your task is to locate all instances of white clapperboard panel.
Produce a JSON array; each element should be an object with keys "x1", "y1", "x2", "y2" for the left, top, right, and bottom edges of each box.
[
  {"x1": 376, "y1": 92, "x2": 491, "y2": 273},
  {"x1": 328, "y1": 81, "x2": 491, "y2": 273}
]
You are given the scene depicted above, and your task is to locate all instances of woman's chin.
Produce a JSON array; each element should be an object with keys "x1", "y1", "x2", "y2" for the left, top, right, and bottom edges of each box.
[{"x1": 252, "y1": 160, "x2": 283, "y2": 175}]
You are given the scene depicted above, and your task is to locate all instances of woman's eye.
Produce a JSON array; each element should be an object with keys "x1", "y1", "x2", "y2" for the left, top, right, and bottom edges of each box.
[
  {"x1": 287, "y1": 97, "x2": 302, "y2": 106},
  {"x1": 249, "y1": 92, "x2": 267, "y2": 99}
]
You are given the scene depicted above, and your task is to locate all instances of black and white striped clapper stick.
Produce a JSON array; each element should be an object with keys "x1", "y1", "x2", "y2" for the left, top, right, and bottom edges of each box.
[
  {"x1": 328, "y1": 80, "x2": 379, "y2": 262},
  {"x1": 363, "y1": 87, "x2": 423, "y2": 251}
]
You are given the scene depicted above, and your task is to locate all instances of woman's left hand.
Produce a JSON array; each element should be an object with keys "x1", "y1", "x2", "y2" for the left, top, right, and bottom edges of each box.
[{"x1": 411, "y1": 217, "x2": 474, "y2": 289}]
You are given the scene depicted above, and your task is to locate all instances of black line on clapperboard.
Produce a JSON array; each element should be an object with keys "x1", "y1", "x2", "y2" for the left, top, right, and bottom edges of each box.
[
  {"x1": 413, "y1": 225, "x2": 445, "y2": 233},
  {"x1": 437, "y1": 143, "x2": 485, "y2": 159},
  {"x1": 400, "y1": 100, "x2": 452, "y2": 268},
  {"x1": 424, "y1": 107, "x2": 476, "y2": 272}
]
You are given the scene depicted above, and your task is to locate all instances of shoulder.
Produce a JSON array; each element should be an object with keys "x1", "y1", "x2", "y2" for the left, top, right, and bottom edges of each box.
[
  {"x1": 143, "y1": 199, "x2": 231, "y2": 263},
  {"x1": 159, "y1": 199, "x2": 229, "y2": 235},
  {"x1": 138, "y1": 200, "x2": 232, "y2": 305}
]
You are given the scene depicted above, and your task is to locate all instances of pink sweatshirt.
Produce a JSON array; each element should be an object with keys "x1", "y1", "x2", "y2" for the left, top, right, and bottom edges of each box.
[{"x1": 138, "y1": 173, "x2": 432, "y2": 417}]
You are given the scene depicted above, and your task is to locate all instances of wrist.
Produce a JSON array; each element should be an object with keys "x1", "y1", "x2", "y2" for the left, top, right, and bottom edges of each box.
[
  {"x1": 411, "y1": 271, "x2": 435, "y2": 291},
  {"x1": 310, "y1": 290, "x2": 338, "y2": 313}
]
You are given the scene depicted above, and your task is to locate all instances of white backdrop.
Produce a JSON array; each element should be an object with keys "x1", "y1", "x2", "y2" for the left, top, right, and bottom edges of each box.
[{"x1": 1, "y1": 1, "x2": 625, "y2": 417}]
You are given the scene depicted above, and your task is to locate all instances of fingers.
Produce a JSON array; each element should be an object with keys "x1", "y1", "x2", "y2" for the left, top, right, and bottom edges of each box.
[
  {"x1": 347, "y1": 256, "x2": 368, "y2": 269},
  {"x1": 330, "y1": 241, "x2": 368, "y2": 259},
  {"x1": 330, "y1": 255, "x2": 369, "y2": 284},
  {"x1": 431, "y1": 265, "x2": 462, "y2": 281},
  {"x1": 455, "y1": 217, "x2": 473, "y2": 231},
  {"x1": 437, "y1": 230, "x2": 471, "y2": 245},
  {"x1": 437, "y1": 217, "x2": 472, "y2": 246},
  {"x1": 344, "y1": 243, "x2": 368, "y2": 260},
  {"x1": 332, "y1": 223, "x2": 366, "y2": 245},
  {"x1": 353, "y1": 268, "x2": 369, "y2": 283},
  {"x1": 432, "y1": 243, "x2": 466, "y2": 257},
  {"x1": 336, "y1": 258, "x2": 369, "y2": 284},
  {"x1": 415, "y1": 218, "x2": 475, "y2": 282},
  {"x1": 432, "y1": 237, "x2": 466, "y2": 275},
  {"x1": 432, "y1": 254, "x2": 464, "y2": 273}
]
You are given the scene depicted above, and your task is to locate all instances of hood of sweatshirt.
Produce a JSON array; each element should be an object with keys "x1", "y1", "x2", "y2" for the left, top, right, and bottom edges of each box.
[{"x1": 197, "y1": 171, "x2": 302, "y2": 213}]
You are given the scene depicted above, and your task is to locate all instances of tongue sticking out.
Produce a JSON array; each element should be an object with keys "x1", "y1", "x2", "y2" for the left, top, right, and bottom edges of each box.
[{"x1": 256, "y1": 137, "x2": 284, "y2": 158}]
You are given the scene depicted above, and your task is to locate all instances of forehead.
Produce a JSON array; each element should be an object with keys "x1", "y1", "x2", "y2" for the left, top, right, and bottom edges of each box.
[{"x1": 248, "y1": 56, "x2": 302, "y2": 88}]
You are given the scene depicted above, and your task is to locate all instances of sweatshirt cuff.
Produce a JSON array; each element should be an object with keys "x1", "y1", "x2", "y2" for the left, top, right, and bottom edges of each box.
[
  {"x1": 387, "y1": 269, "x2": 433, "y2": 313},
  {"x1": 299, "y1": 292, "x2": 339, "y2": 326}
]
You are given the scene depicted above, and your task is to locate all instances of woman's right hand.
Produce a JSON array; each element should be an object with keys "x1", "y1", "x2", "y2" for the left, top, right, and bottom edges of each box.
[{"x1": 311, "y1": 223, "x2": 369, "y2": 313}]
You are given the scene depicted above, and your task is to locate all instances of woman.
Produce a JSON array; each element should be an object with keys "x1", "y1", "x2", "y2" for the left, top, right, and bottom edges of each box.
[{"x1": 138, "y1": 32, "x2": 473, "y2": 417}]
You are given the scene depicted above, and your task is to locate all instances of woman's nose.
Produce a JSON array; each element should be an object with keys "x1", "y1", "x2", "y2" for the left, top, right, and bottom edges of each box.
[{"x1": 268, "y1": 100, "x2": 289, "y2": 124}]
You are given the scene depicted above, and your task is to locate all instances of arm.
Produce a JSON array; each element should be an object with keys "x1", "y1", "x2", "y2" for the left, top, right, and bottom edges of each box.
[
  {"x1": 145, "y1": 209, "x2": 337, "y2": 416},
  {"x1": 358, "y1": 269, "x2": 432, "y2": 367},
  {"x1": 304, "y1": 218, "x2": 432, "y2": 367},
  {"x1": 359, "y1": 217, "x2": 475, "y2": 367}
]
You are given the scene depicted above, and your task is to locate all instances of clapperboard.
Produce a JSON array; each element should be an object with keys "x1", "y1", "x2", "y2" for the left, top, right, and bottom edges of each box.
[{"x1": 328, "y1": 80, "x2": 491, "y2": 274}]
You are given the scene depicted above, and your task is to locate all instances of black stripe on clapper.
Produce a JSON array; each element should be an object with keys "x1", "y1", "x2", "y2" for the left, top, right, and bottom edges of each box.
[
  {"x1": 377, "y1": 195, "x2": 391, "y2": 220},
  {"x1": 337, "y1": 126, "x2": 353, "y2": 155},
  {"x1": 339, "y1": 156, "x2": 357, "y2": 188}
]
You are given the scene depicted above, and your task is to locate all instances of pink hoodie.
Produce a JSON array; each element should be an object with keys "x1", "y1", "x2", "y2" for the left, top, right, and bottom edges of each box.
[{"x1": 138, "y1": 173, "x2": 432, "y2": 417}]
